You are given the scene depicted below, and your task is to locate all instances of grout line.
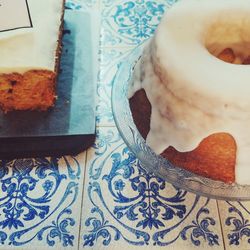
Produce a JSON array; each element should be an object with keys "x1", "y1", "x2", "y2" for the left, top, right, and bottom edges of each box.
[
  {"x1": 99, "y1": 0, "x2": 103, "y2": 12},
  {"x1": 100, "y1": 45, "x2": 137, "y2": 49},
  {"x1": 96, "y1": 124, "x2": 116, "y2": 128},
  {"x1": 216, "y1": 200, "x2": 227, "y2": 250},
  {"x1": 77, "y1": 150, "x2": 88, "y2": 250},
  {"x1": 77, "y1": 2, "x2": 102, "y2": 247},
  {"x1": 97, "y1": 0, "x2": 101, "y2": 9}
]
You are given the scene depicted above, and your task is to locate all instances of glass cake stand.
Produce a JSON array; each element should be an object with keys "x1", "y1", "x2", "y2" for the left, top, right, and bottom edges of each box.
[{"x1": 112, "y1": 44, "x2": 250, "y2": 201}]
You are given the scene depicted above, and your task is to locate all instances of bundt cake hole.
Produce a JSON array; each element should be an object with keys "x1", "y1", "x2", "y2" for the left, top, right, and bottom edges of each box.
[
  {"x1": 216, "y1": 48, "x2": 250, "y2": 64},
  {"x1": 205, "y1": 19, "x2": 250, "y2": 65}
]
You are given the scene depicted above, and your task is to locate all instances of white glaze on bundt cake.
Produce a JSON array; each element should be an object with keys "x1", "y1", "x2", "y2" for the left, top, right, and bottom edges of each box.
[{"x1": 128, "y1": 0, "x2": 250, "y2": 184}]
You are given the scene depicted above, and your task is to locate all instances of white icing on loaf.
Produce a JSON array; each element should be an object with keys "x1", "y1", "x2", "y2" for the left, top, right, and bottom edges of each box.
[
  {"x1": 129, "y1": 0, "x2": 250, "y2": 185},
  {"x1": 0, "y1": 0, "x2": 64, "y2": 74}
]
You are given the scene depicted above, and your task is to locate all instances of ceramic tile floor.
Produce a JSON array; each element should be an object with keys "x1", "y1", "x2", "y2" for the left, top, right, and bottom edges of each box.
[{"x1": 1, "y1": 0, "x2": 250, "y2": 249}]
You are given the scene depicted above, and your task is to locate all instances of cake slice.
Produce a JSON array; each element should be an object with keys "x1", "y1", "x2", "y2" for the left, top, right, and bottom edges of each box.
[{"x1": 0, "y1": 0, "x2": 65, "y2": 112}]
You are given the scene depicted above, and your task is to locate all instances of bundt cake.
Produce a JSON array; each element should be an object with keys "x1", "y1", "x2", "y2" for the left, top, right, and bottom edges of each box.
[{"x1": 128, "y1": 0, "x2": 250, "y2": 185}]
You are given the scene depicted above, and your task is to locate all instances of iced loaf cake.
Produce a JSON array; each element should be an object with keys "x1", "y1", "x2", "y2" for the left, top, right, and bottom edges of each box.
[{"x1": 0, "y1": 0, "x2": 65, "y2": 112}]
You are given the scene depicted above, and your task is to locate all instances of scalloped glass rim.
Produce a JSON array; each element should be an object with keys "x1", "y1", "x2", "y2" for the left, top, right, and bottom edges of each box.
[{"x1": 112, "y1": 44, "x2": 250, "y2": 201}]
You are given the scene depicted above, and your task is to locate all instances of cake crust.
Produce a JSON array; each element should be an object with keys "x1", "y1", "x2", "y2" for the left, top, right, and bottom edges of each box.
[{"x1": 0, "y1": 70, "x2": 56, "y2": 112}]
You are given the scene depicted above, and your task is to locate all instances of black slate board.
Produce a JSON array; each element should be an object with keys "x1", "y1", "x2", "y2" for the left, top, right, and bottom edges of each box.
[{"x1": 0, "y1": 10, "x2": 99, "y2": 158}]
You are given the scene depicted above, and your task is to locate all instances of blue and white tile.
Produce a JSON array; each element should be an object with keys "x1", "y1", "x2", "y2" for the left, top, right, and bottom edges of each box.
[
  {"x1": 218, "y1": 201, "x2": 250, "y2": 250},
  {"x1": 96, "y1": 47, "x2": 133, "y2": 127},
  {"x1": 66, "y1": 0, "x2": 100, "y2": 10},
  {"x1": 100, "y1": 0, "x2": 177, "y2": 47},
  {"x1": 0, "y1": 153, "x2": 86, "y2": 249},
  {"x1": 80, "y1": 126, "x2": 224, "y2": 249},
  {"x1": 65, "y1": 0, "x2": 84, "y2": 10}
]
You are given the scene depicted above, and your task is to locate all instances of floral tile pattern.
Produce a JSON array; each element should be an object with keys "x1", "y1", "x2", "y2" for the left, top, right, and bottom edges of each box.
[
  {"x1": 96, "y1": 47, "x2": 132, "y2": 127},
  {"x1": 218, "y1": 201, "x2": 250, "y2": 250},
  {"x1": 100, "y1": 0, "x2": 177, "y2": 47},
  {"x1": 80, "y1": 127, "x2": 223, "y2": 249},
  {"x1": 66, "y1": 0, "x2": 99, "y2": 10},
  {"x1": 0, "y1": 154, "x2": 86, "y2": 249},
  {"x1": 66, "y1": 0, "x2": 84, "y2": 10}
]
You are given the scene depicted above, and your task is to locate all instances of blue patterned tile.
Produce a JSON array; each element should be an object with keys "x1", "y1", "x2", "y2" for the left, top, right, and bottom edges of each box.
[
  {"x1": 96, "y1": 47, "x2": 132, "y2": 127},
  {"x1": 80, "y1": 127, "x2": 223, "y2": 249},
  {"x1": 0, "y1": 154, "x2": 86, "y2": 249},
  {"x1": 66, "y1": 0, "x2": 99, "y2": 10},
  {"x1": 100, "y1": 0, "x2": 178, "y2": 47},
  {"x1": 65, "y1": 0, "x2": 83, "y2": 10},
  {"x1": 218, "y1": 201, "x2": 250, "y2": 249}
]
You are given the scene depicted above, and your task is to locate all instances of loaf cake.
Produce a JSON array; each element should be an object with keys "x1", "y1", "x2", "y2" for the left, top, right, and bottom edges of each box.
[
  {"x1": 0, "y1": 0, "x2": 65, "y2": 112},
  {"x1": 128, "y1": 0, "x2": 250, "y2": 185}
]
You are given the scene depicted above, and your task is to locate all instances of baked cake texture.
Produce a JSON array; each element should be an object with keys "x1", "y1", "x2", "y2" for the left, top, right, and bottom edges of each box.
[
  {"x1": 128, "y1": 0, "x2": 250, "y2": 185},
  {"x1": 0, "y1": 0, "x2": 65, "y2": 112}
]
